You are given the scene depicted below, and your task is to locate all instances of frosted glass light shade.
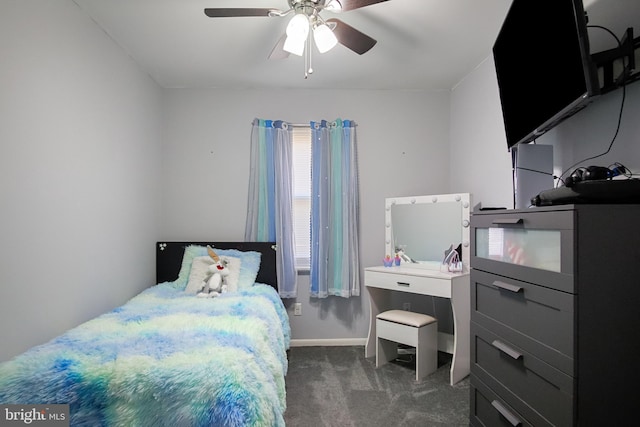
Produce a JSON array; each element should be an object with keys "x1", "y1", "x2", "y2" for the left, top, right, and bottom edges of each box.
[
  {"x1": 313, "y1": 24, "x2": 338, "y2": 53},
  {"x1": 286, "y1": 13, "x2": 309, "y2": 39},
  {"x1": 283, "y1": 13, "x2": 310, "y2": 56},
  {"x1": 283, "y1": 36, "x2": 306, "y2": 56}
]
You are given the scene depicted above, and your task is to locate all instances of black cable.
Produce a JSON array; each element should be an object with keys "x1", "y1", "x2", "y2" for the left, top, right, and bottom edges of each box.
[
  {"x1": 515, "y1": 165, "x2": 562, "y2": 186},
  {"x1": 516, "y1": 166, "x2": 553, "y2": 176},
  {"x1": 557, "y1": 25, "x2": 628, "y2": 186}
]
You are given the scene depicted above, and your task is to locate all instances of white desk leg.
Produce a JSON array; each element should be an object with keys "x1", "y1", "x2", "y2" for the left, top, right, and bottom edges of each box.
[
  {"x1": 365, "y1": 286, "x2": 392, "y2": 358},
  {"x1": 449, "y1": 276, "x2": 470, "y2": 385}
]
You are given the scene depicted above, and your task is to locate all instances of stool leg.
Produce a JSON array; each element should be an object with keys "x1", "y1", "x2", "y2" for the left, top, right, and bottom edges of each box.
[
  {"x1": 376, "y1": 337, "x2": 398, "y2": 368},
  {"x1": 416, "y1": 323, "x2": 438, "y2": 381}
]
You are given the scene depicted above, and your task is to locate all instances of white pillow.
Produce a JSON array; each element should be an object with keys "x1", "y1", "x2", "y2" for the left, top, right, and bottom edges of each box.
[{"x1": 184, "y1": 255, "x2": 242, "y2": 294}]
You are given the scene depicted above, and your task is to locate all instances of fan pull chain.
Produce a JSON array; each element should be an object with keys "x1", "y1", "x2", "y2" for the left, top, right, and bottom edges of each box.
[{"x1": 305, "y1": 30, "x2": 313, "y2": 79}]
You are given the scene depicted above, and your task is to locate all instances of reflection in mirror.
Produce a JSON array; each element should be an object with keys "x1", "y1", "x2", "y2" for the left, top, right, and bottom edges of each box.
[
  {"x1": 385, "y1": 194, "x2": 471, "y2": 272},
  {"x1": 391, "y1": 203, "x2": 461, "y2": 261}
]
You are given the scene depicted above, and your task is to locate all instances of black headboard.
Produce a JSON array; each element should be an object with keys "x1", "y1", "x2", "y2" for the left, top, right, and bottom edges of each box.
[{"x1": 156, "y1": 242, "x2": 278, "y2": 290}]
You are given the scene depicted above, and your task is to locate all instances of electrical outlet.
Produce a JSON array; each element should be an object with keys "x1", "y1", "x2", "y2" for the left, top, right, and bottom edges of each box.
[
  {"x1": 294, "y1": 303, "x2": 302, "y2": 316},
  {"x1": 403, "y1": 302, "x2": 411, "y2": 311}
]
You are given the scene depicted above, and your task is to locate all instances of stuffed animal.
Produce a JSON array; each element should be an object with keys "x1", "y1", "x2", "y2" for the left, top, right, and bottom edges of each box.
[{"x1": 197, "y1": 246, "x2": 230, "y2": 298}]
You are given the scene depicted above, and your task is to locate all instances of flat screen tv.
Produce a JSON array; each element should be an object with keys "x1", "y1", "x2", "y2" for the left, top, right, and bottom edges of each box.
[{"x1": 493, "y1": 0, "x2": 600, "y2": 150}]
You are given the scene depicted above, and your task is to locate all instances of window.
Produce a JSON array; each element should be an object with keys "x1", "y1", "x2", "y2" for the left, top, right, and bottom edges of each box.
[{"x1": 292, "y1": 126, "x2": 312, "y2": 269}]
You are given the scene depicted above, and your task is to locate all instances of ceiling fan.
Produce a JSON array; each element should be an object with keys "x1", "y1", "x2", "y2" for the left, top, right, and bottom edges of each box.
[{"x1": 204, "y1": 0, "x2": 390, "y2": 77}]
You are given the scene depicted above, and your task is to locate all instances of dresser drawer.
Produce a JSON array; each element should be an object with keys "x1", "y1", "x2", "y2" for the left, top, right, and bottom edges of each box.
[
  {"x1": 471, "y1": 208, "x2": 575, "y2": 293},
  {"x1": 471, "y1": 375, "x2": 535, "y2": 427},
  {"x1": 471, "y1": 269, "x2": 574, "y2": 372},
  {"x1": 364, "y1": 269, "x2": 454, "y2": 298},
  {"x1": 472, "y1": 322, "x2": 574, "y2": 427}
]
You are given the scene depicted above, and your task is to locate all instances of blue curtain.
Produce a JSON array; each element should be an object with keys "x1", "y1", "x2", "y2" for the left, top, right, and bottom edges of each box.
[
  {"x1": 245, "y1": 119, "x2": 298, "y2": 298},
  {"x1": 310, "y1": 119, "x2": 360, "y2": 298}
]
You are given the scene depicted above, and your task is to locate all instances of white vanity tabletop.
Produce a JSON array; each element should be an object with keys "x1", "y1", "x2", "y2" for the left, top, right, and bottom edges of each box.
[{"x1": 365, "y1": 265, "x2": 469, "y2": 278}]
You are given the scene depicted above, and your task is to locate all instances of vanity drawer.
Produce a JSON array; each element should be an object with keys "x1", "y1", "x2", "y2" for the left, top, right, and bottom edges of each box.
[
  {"x1": 471, "y1": 208, "x2": 575, "y2": 293},
  {"x1": 471, "y1": 375, "x2": 535, "y2": 427},
  {"x1": 364, "y1": 269, "x2": 454, "y2": 298},
  {"x1": 472, "y1": 322, "x2": 574, "y2": 427},
  {"x1": 471, "y1": 269, "x2": 574, "y2": 375}
]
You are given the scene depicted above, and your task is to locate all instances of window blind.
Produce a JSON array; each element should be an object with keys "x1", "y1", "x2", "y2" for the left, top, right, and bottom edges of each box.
[{"x1": 291, "y1": 126, "x2": 311, "y2": 268}]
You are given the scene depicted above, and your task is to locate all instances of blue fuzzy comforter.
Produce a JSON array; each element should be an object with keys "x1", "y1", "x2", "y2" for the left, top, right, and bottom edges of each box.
[{"x1": 0, "y1": 283, "x2": 290, "y2": 426}]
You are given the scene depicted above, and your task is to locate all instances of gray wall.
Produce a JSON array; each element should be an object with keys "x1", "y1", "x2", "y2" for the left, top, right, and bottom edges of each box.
[
  {"x1": 451, "y1": 0, "x2": 640, "y2": 206},
  {"x1": 543, "y1": 83, "x2": 640, "y2": 177},
  {"x1": 451, "y1": 54, "x2": 640, "y2": 209},
  {"x1": 0, "y1": 0, "x2": 162, "y2": 362},
  {"x1": 2, "y1": 0, "x2": 639, "y2": 359},
  {"x1": 163, "y1": 73, "x2": 640, "y2": 343},
  {"x1": 450, "y1": 58, "x2": 514, "y2": 208},
  {"x1": 160, "y1": 89, "x2": 452, "y2": 343}
]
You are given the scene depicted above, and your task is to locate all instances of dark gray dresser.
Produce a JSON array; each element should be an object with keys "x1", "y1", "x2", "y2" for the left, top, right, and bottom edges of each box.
[{"x1": 469, "y1": 204, "x2": 640, "y2": 426}]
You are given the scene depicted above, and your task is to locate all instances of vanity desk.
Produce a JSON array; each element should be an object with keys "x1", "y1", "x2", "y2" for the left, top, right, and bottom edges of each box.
[
  {"x1": 364, "y1": 265, "x2": 470, "y2": 385},
  {"x1": 364, "y1": 193, "x2": 472, "y2": 385}
]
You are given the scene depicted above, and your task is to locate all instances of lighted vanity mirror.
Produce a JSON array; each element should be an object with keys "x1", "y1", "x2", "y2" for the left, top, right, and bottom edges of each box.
[{"x1": 385, "y1": 193, "x2": 472, "y2": 272}]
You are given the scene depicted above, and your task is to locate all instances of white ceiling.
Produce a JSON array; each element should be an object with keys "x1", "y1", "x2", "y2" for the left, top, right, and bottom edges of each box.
[
  {"x1": 70, "y1": 0, "x2": 512, "y2": 90},
  {"x1": 70, "y1": 0, "x2": 639, "y2": 90}
]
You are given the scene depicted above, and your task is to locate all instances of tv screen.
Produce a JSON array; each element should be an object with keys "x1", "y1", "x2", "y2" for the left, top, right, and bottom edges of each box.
[{"x1": 493, "y1": 0, "x2": 600, "y2": 149}]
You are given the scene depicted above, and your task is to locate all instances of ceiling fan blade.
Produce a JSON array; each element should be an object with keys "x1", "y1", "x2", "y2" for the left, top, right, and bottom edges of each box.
[
  {"x1": 204, "y1": 8, "x2": 275, "y2": 18},
  {"x1": 269, "y1": 34, "x2": 291, "y2": 60},
  {"x1": 334, "y1": 0, "x2": 390, "y2": 12},
  {"x1": 326, "y1": 18, "x2": 377, "y2": 55}
]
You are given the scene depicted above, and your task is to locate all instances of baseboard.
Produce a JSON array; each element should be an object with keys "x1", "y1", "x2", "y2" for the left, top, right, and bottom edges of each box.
[
  {"x1": 289, "y1": 338, "x2": 366, "y2": 347},
  {"x1": 289, "y1": 336, "x2": 452, "y2": 351}
]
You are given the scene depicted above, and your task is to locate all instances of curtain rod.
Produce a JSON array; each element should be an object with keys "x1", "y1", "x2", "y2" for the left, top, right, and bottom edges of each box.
[
  {"x1": 252, "y1": 121, "x2": 357, "y2": 128},
  {"x1": 251, "y1": 120, "x2": 309, "y2": 128},
  {"x1": 289, "y1": 122, "x2": 357, "y2": 128}
]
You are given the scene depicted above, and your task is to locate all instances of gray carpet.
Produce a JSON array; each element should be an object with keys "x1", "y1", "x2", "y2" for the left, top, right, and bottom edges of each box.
[{"x1": 284, "y1": 346, "x2": 470, "y2": 427}]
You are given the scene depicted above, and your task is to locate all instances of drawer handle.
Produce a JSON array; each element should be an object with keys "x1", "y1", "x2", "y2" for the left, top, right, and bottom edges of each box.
[
  {"x1": 493, "y1": 280, "x2": 522, "y2": 293},
  {"x1": 396, "y1": 282, "x2": 411, "y2": 287},
  {"x1": 492, "y1": 340, "x2": 523, "y2": 360},
  {"x1": 492, "y1": 218, "x2": 523, "y2": 225},
  {"x1": 491, "y1": 400, "x2": 522, "y2": 426}
]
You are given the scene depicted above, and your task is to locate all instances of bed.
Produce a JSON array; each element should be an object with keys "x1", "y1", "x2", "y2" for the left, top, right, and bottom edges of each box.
[{"x1": 0, "y1": 242, "x2": 290, "y2": 427}]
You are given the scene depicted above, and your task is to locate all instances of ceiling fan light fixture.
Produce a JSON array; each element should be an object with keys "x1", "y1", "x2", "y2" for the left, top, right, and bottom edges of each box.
[
  {"x1": 283, "y1": 36, "x2": 306, "y2": 56},
  {"x1": 313, "y1": 23, "x2": 338, "y2": 53},
  {"x1": 285, "y1": 12, "x2": 310, "y2": 40},
  {"x1": 283, "y1": 12, "x2": 310, "y2": 55}
]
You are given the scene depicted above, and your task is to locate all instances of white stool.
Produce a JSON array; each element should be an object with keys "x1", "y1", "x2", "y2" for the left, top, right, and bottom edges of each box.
[{"x1": 376, "y1": 310, "x2": 438, "y2": 381}]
